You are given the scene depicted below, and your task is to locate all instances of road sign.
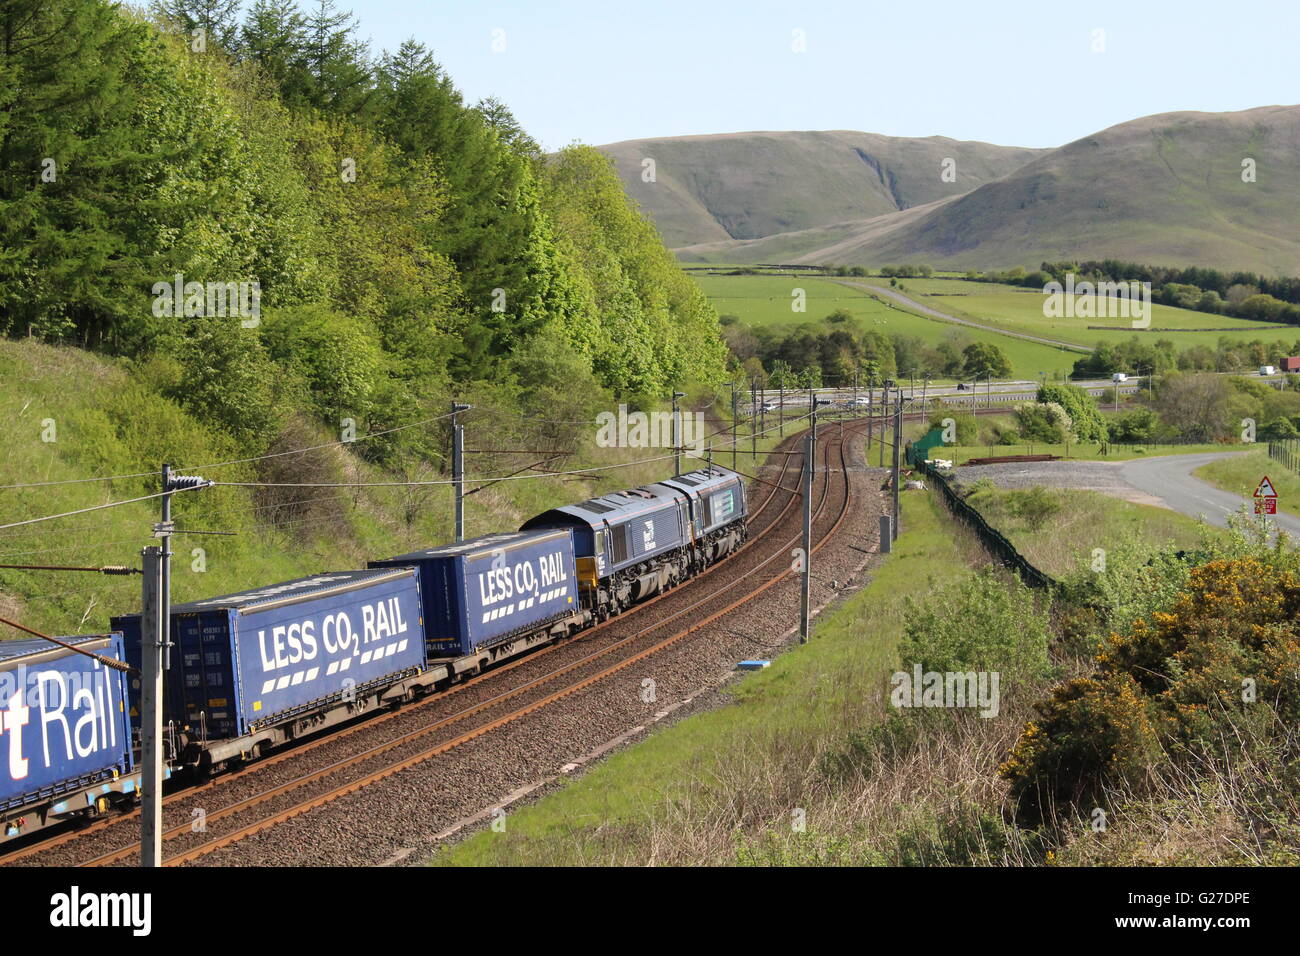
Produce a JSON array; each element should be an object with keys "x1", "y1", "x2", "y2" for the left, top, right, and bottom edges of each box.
[
  {"x1": 1254, "y1": 476, "x2": 1278, "y2": 498},
  {"x1": 1256, "y1": 498, "x2": 1277, "y2": 515}
]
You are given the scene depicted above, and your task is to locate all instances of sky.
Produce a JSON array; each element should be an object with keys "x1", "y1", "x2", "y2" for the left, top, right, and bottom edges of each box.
[{"x1": 340, "y1": 0, "x2": 1299, "y2": 150}]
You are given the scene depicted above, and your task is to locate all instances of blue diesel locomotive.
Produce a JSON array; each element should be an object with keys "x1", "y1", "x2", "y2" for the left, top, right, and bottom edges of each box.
[{"x1": 521, "y1": 466, "x2": 748, "y2": 618}]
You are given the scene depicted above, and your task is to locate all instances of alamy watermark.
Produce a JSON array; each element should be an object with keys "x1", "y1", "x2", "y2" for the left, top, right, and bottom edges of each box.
[
  {"x1": 595, "y1": 404, "x2": 705, "y2": 455},
  {"x1": 1042, "y1": 273, "x2": 1151, "y2": 329},
  {"x1": 152, "y1": 273, "x2": 261, "y2": 327},
  {"x1": 890, "y1": 664, "x2": 1000, "y2": 717}
]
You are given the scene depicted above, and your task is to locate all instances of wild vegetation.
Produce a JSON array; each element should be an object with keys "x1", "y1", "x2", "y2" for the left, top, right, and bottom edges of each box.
[
  {"x1": 437, "y1": 488, "x2": 1297, "y2": 866},
  {"x1": 1, "y1": 0, "x2": 727, "y2": 458},
  {"x1": 0, "y1": 0, "x2": 734, "y2": 634}
]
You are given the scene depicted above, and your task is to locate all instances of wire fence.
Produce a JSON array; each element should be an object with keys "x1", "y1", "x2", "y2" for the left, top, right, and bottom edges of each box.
[
  {"x1": 907, "y1": 445, "x2": 1057, "y2": 590},
  {"x1": 1269, "y1": 439, "x2": 1300, "y2": 472}
]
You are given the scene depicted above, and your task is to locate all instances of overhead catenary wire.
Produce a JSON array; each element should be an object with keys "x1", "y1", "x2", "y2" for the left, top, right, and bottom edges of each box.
[
  {"x1": 0, "y1": 469, "x2": 161, "y2": 491},
  {"x1": 0, "y1": 484, "x2": 208, "y2": 532},
  {"x1": 209, "y1": 413, "x2": 815, "y2": 491},
  {"x1": 0, "y1": 563, "x2": 140, "y2": 574},
  {"x1": 0, "y1": 409, "x2": 462, "y2": 491},
  {"x1": 0, "y1": 403, "x2": 819, "y2": 534},
  {"x1": 184, "y1": 409, "x2": 460, "y2": 472},
  {"x1": 0, "y1": 392, "x2": 750, "y2": 494},
  {"x1": 0, "y1": 615, "x2": 136, "y2": 673},
  {"x1": 209, "y1": 449, "x2": 686, "y2": 488}
]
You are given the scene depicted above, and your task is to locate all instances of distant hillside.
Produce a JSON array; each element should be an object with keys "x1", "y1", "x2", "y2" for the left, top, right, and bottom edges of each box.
[
  {"x1": 597, "y1": 131, "x2": 1045, "y2": 247},
  {"x1": 670, "y1": 106, "x2": 1300, "y2": 275}
]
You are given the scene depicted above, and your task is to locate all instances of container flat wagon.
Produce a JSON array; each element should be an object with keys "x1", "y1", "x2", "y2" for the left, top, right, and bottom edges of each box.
[
  {"x1": 113, "y1": 567, "x2": 433, "y2": 773},
  {"x1": 0, "y1": 634, "x2": 141, "y2": 842},
  {"x1": 369, "y1": 528, "x2": 585, "y2": 677}
]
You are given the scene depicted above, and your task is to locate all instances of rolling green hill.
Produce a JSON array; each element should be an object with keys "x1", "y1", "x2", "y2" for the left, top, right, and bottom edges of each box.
[
  {"x1": 597, "y1": 131, "x2": 1045, "y2": 247},
  {"x1": 657, "y1": 106, "x2": 1300, "y2": 276}
]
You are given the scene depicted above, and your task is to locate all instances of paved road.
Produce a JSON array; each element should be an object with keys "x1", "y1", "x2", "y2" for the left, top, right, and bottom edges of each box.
[
  {"x1": 1118, "y1": 452, "x2": 1300, "y2": 536},
  {"x1": 963, "y1": 451, "x2": 1299, "y2": 536},
  {"x1": 833, "y1": 279, "x2": 1093, "y2": 353}
]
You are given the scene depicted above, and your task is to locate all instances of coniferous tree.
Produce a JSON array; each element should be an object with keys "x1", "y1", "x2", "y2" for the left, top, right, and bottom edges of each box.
[
  {"x1": 150, "y1": 0, "x2": 241, "y2": 51},
  {"x1": 0, "y1": 0, "x2": 157, "y2": 342},
  {"x1": 240, "y1": 0, "x2": 311, "y2": 95},
  {"x1": 301, "y1": 0, "x2": 371, "y2": 114}
]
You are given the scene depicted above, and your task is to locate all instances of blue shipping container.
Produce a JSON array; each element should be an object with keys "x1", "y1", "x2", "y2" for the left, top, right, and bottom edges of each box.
[
  {"x1": 114, "y1": 568, "x2": 425, "y2": 739},
  {"x1": 0, "y1": 635, "x2": 133, "y2": 813},
  {"x1": 369, "y1": 529, "x2": 577, "y2": 657}
]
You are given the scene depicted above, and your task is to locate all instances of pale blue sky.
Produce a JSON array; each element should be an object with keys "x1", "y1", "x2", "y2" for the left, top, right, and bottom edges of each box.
[{"x1": 343, "y1": 0, "x2": 1298, "y2": 150}]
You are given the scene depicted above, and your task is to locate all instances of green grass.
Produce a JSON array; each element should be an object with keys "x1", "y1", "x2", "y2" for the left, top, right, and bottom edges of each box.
[
  {"x1": 431, "y1": 489, "x2": 976, "y2": 866},
  {"x1": 883, "y1": 276, "x2": 1300, "y2": 354},
  {"x1": 696, "y1": 274, "x2": 1080, "y2": 380},
  {"x1": 0, "y1": 339, "x2": 767, "y2": 638},
  {"x1": 930, "y1": 441, "x2": 1256, "y2": 466},
  {"x1": 961, "y1": 486, "x2": 1215, "y2": 579},
  {"x1": 1194, "y1": 449, "x2": 1300, "y2": 519}
]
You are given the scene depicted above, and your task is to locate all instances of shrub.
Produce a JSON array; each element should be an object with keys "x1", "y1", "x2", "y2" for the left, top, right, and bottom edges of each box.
[
  {"x1": 1014, "y1": 401, "x2": 1073, "y2": 443},
  {"x1": 1003, "y1": 557, "x2": 1300, "y2": 824},
  {"x1": 901, "y1": 568, "x2": 1051, "y2": 680},
  {"x1": 928, "y1": 409, "x2": 978, "y2": 444},
  {"x1": 1037, "y1": 383, "x2": 1108, "y2": 441},
  {"x1": 262, "y1": 305, "x2": 386, "y2": 421},
  {"x1": 1007, "y1": 486, "x2": 1061, "y2": 530},
  {"x1": 1110, "y1": 407, "x2": 1158, "y2": 442}
]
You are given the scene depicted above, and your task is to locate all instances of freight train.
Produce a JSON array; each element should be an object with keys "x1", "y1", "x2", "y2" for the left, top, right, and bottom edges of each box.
[
  {"x1": 0, "y1": 466, "x2": 747, "y2": 841},
  {"x1": 0, "y1": 634, "x2": 158, "y2": 841}
]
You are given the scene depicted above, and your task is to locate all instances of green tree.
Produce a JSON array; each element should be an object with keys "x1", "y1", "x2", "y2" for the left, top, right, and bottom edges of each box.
[
  {"x1": 240, "y1": 0, "x2": 311, "y2": 94},
  {"x1": 300, "y1": 0, "x2": 371, "y2": 114},
  {"x1": 1036, "y1": 382, "x2": 1108, "y2": 442},
  {"x1": 0, "y1": 0, "x2": 160, "y2": 342},
  {"x1": 150, "y1": 0, "x2": 241, "y2": 50},
  {"x1": 961, "y1": 341, "x2": 1012, "y2": 379}
]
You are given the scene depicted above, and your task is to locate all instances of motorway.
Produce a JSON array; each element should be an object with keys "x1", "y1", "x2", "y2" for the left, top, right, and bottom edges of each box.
[{"x1": 749, "y1": 377, "x2": 1140, "y2": 413}]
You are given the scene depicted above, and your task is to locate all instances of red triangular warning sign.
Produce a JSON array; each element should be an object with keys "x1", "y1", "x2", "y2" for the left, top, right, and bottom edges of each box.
[{"x1": 1254, "y1": 476, "x2": 1278, "y2": 498}]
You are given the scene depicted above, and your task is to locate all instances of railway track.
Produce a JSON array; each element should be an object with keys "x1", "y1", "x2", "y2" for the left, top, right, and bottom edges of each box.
[
  {"x1": 146, "y1": 416, "x2": 862, "y2": 866},
  {"x1": 8, "y1": 414, "x2": 868, "y2": 866}
]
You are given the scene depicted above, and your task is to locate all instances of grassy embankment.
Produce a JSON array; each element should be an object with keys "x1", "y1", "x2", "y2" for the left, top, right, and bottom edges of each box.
[
  {"x1": 0, "y1": 339, "x2": 781, "y2": 637},
  {"x1": 959, "y1": 486, "x2": 1216, "y2": 580},
  {"x1": 432, "y1": 472, "x2": 1266, "y2": 866},
  {"x1": 1195, "y1": 449, "x2": 1300, "y2": 520}
]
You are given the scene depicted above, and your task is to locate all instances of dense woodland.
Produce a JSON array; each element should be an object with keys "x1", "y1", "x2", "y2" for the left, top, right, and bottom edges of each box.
[{"x1": 0, "y1": 0, "x2": 727, "y2": 465}]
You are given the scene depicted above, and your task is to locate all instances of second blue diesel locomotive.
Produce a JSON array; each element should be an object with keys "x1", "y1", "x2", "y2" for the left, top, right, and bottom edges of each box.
[{"x1": 521, "y1": 466, "x2": 747, "y2": 618}]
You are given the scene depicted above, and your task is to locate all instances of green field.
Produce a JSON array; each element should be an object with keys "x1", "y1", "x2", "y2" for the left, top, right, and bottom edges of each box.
[
  {"x1": 878, "y1": 276, "x2": 1298, "y2": 353},
  {"x1": 961, "y1": 485, "x2": 1216, "y2": 579},
  {"x1": 696, "y1": 274, "x2": 1080, "y2": 379},
  {"x1": 932, "y1": 441, "x2": 1255, "y2": 466}
]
